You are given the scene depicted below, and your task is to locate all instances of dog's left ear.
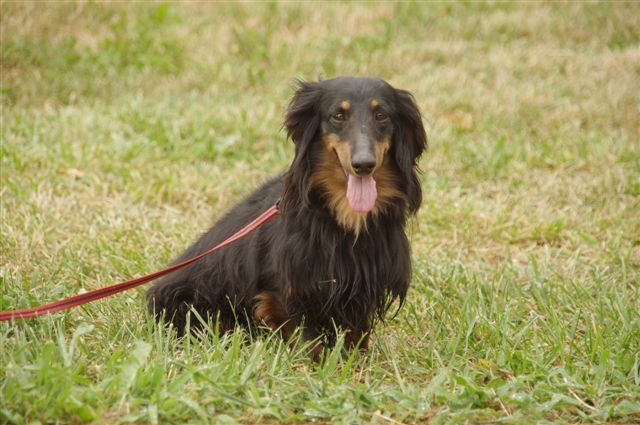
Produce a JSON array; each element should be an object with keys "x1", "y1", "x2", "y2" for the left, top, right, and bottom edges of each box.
[{"x1": 393, "y1": 88, "x2": 427, "y2": 214}]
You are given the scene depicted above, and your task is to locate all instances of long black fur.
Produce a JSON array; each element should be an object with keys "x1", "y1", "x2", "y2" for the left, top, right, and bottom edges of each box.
[{"x1": 147, "y1": 76, "x2": 427, "y2": 350}]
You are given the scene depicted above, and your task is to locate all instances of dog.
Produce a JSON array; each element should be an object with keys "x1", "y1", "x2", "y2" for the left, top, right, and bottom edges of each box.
[{"x1": 147, "y1": 76, "x2": 427, "y2": 356}]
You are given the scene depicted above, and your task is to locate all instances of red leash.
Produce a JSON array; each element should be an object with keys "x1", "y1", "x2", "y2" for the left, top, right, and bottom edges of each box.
[{"x1": 0, "y1": 203, "x2": 280, "y2": 321}]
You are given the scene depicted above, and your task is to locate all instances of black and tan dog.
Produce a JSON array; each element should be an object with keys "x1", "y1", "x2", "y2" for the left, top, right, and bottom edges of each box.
[{"x1": 147, "y1": 76, "x2": 427, "y2": 355}]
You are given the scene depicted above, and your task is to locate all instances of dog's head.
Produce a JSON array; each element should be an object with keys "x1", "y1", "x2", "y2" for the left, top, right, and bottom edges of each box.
[{"x1": 282, "y1": 76, "x2": 427, "y2": 232}]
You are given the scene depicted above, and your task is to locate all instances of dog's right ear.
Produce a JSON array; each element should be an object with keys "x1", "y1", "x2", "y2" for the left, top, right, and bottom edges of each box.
[
  {"x1": 281, "y1": 81, "x2": 323, "y2": 213},
  {"x1": 284, "y1": 80, "x2": 322, "y2": 148}
]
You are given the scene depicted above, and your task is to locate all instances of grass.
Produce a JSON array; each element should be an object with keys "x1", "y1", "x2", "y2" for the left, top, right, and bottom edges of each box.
[{"x1": 1, "y1": 1, "x2": 639, "y2": 423}]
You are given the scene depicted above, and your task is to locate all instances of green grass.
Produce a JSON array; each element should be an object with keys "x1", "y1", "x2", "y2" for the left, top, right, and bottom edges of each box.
[{"x1": 1, "y1": 2, "x2": 639, "y2": 423}]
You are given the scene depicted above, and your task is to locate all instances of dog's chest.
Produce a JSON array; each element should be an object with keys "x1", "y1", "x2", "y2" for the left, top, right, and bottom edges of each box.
[{"x1": 300, "y1": 229, "x2": 402, "y2": 287}]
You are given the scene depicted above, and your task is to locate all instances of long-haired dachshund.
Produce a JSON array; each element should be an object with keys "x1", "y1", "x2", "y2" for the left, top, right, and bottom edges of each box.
[{"x1": 147, "y1": 76, "x2": 427, "y2": 355}]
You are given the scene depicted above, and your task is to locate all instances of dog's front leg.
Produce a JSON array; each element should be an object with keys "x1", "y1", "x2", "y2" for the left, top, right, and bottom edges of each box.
[
  {"x1": 301, "y1": 326, "x2": 325, "y2": 361},
  {"x1": 344, "y1": 328, "x2": 370, "y2": 351}
]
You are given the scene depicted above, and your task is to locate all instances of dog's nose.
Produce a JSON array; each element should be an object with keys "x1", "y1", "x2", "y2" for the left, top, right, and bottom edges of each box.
[{"x1": 352, "y1": 159, "x2": 376, "y2": 175}]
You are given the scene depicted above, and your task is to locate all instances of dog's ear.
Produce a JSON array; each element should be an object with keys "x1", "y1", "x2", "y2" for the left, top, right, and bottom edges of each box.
[
  {"x1": 284, "y1": 80, "x2": 322, "y2": 147},
  {"x1": 393, "y1": 88, "x2": 427, "y2": 214},
  {"x1": 282, "y1": 80, "x2": 323, "y2": 212}
]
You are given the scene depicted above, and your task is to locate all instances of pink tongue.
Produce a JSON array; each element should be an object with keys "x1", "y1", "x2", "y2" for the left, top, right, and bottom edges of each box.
[{"x1": 347, "y1": 175, "x2": 377, "y2": 212}]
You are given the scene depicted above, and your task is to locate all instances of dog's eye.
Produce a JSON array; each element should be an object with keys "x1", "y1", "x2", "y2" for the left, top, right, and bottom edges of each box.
[
  {"x1": 374, "y1": 112, "x2": 389, "y2": 122},
  {"x1": 332, "y1": 112, "x2": 346, "y2": 122}
]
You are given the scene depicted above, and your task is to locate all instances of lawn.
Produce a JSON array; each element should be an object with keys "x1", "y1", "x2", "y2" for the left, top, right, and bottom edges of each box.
[{"x1": 1, "y1": 2, "x2": 639, "y2": 424}]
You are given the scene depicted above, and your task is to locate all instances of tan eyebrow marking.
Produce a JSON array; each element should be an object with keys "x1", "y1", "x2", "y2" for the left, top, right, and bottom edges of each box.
[
  {"x1": 370, "y1": 99, "x2": 379, "y2": 108},
  {"x1": 340, "y1": 100, "x2": 350, "y2": 110}
]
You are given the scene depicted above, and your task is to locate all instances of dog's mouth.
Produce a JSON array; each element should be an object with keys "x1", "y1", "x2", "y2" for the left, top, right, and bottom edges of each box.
[
  {"x1": 346, "y1": 173, "x2": 377, "y2": 213},
  {"x1": 339, "y1": 167, "x2": 377, "y2": 213}
]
